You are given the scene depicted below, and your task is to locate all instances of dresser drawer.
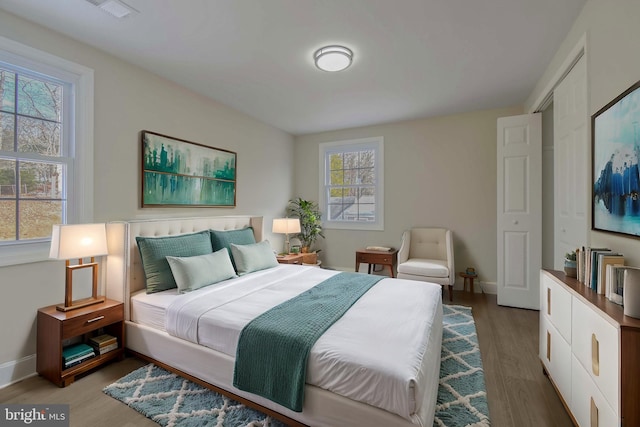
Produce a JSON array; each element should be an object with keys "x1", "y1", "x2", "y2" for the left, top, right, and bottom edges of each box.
[
  {"x1": 541, "y1": 272, "x2": 572, "y2": 343},
  {"x1": 61, "y1": 304, "x2": 124, "y2": 340},
  {"x1": 571, "y1": 354, "x2": 618, "y2": 426},
  {"x1": 571, "y1": 297, "x2": 619, "y2": 412},
  {"x1": 540, "y1": 315, "x2": 572, "y2": 400}
]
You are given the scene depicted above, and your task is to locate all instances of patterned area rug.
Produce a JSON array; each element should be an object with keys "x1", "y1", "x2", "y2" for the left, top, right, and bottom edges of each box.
[
  {"x1": 104, "y1": 304, "x2": 489, "y2": 427},
  {"x1": 435, "y1": 304, "x2": 490, "y2": 426}
]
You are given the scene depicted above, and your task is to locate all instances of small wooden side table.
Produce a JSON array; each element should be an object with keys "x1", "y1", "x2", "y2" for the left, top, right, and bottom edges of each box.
[
  {"x1": 277, "y1": 254, "x2": 304, "y2": 265},
  {"x1": 459, "y1": 272, "x2": 477, "y2": 293},
  {"x1": 356, "y1": 248, "x2": 398, "y2": 278}
]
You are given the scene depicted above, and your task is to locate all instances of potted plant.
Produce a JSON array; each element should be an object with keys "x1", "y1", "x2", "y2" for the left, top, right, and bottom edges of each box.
[
  {"x1": 286, "y1": 197, "x2": 325, "y2": 263},
  {"x1": 564, "y1": 251, "x2": 577, "y2": 278}
]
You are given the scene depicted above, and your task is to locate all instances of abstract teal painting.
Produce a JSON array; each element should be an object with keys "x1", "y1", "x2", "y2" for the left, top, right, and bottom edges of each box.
[{"x1": 141, "y1": 131, "x2": 236, "y2": 207}]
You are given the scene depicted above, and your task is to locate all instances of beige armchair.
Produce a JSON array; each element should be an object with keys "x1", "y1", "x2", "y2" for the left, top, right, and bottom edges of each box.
[{"x1": 397, "y1": 228, "x2": 455, "y2": 301}]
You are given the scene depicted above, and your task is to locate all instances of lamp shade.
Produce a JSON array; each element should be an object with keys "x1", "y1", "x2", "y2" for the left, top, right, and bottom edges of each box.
[
  {"x1": 49, "y1": 223, "x2": 108, "y2": 260},
  {"x1": 272, "y1": 218, "x2": 301, "y2": 234}
]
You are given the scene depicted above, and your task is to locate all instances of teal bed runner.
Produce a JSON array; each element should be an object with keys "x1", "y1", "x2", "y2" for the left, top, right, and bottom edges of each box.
[{"x1": 233, "y1": 272, "x2": 384, "y2": 412}]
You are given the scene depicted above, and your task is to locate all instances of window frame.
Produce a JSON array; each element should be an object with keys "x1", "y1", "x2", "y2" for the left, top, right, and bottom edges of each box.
[
  {"x1": 0, "y1": 36, "x2": 94, "y2": 267},
  {"x1": 319, "y1": 136, "x2": 384, "y2": 231}
]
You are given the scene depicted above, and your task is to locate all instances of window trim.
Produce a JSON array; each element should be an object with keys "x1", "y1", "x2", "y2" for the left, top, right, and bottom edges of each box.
[
  {"x1": 0, "y1": 36, "x2": 94, "y2": 266},
  {"x1": 319, "y1": 136, "x2": 384, "y2": 231}
]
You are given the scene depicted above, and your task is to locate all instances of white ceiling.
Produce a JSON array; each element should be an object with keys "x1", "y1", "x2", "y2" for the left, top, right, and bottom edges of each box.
[{"x1": 0, "y1": 0, "x2": 586, "y2": 135}]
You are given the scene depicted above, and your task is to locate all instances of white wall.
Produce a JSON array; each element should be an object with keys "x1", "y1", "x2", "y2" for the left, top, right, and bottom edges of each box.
[
  {"x1": 0, "y1": 9, "x2": 294, "y2": 381},
  {"x1": 294, "y1": 106, "x2": 523, "y2": 287},
  {"x1": 527, "y1": 0, "x2": 640, "y2": 267}
]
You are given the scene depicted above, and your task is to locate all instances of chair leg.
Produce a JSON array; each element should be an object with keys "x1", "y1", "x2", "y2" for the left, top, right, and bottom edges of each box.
[{"x1": 448, "y1": 285, "x2": 453, "y2": 301}]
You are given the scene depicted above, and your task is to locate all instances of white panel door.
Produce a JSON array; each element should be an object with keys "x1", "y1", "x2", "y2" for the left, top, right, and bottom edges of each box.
[
  {"x1": 497, "y1": 114, "x2": 542, "y2": 309},
  {"x1": 554, "y1": 55, "x2": 588, "y2": 269}
]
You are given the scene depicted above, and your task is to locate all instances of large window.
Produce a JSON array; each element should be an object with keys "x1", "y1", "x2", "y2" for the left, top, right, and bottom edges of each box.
[
  {"x1": 0, "y1": 37, "x2": 94, "y2": 266},
  {"x1": 0, "y1": 65, "x2": 68, "y2": 242},
  {"x1": 319, "y1": 137, "x2": 384, "y2": 231}
]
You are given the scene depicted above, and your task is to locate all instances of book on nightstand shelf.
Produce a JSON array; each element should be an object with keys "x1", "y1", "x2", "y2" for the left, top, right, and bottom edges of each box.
[
  {"x1": 62, "y1": 343, "x2": 96, "y2": 368},
  {"x1": 89, "y1": 333, "x2": 118, "y2": 355}
]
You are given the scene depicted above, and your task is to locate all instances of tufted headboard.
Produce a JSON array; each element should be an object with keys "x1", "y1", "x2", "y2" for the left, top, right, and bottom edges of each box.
[{"x1": 105, "y1": 216, "x2": 263, "y2": 320}]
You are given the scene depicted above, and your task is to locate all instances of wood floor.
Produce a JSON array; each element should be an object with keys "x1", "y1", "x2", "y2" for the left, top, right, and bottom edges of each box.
[{"x1": 0, "y1": 291, "x2": 572, "y2": 427}]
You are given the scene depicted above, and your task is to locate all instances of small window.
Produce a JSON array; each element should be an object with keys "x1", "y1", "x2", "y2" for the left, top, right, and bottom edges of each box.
[{"x1": 319, "y1": 137, "x2": 384, "y2": 231}]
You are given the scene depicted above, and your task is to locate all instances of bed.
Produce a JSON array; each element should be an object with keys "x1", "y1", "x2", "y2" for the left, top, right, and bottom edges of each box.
[{"x1": 105, "y1": 216, "x2": 443, "y2": 427}]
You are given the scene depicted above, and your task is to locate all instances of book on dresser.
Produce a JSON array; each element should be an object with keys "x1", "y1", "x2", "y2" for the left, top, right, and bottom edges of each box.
[
  {"x1": 597, "y1": 253, "x2": 624, "y2": 295},
  {"x1": 89, "y1": 334, "x2": 118, "y2": 355},
  {"x1": 589, "y1": 248, "x2": 613, "y2": 291}
]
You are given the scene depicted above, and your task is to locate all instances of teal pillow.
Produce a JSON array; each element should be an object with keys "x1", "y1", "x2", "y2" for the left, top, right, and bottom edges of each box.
[
  {"x1": 136, "y1": 230, "x2": 213, "y2": 293},
  {"x1": 230, "y1": 240, "x2": 278, "y2": 275},
  {"x1": 210, "y1": 227, "x2": 256, "y2": 269},
  {"x1": 166, "y1": 248, "x2": 237, "y2": 293}
]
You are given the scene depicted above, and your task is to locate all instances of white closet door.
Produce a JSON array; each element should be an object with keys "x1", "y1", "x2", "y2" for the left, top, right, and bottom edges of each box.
[
  {"x1": 497, "y1": 113, "x2": 542, "y2": 309},
  {"x1": 554, "y1": 55, "x2": 588, "y2": 269}
]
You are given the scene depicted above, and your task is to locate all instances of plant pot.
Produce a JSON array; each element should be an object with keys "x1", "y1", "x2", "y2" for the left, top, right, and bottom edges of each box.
[
  {"x1": 564, "y1": 259, "x2": 577, "y2": 278},
  {"x1": 302, "y1": 252, "x2": 317, "y2": 264}
]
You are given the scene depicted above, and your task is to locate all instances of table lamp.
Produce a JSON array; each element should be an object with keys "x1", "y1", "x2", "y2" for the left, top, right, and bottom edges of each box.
[
  {"x1": 49, "y1": 223, "x2": 108, "y2": 312},
  {"x1": 272, "y1": 218, "x2": 301, "y2": 254}
]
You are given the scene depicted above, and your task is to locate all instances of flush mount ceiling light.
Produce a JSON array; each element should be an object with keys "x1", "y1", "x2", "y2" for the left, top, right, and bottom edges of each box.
[
  {"x1": 314, "y1": 45, "x2": 353, "y2": 72},
  {"x1": 85, "y1": 0, "x2": 138, "y2": 19}
]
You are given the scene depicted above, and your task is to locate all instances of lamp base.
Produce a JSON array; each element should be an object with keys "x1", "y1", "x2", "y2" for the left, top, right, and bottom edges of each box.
[{"x1": 56, "y1": 295, "x2": 106, "y2": 312}]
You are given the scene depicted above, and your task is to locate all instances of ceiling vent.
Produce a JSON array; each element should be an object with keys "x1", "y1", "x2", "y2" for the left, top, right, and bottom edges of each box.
[{"x1": 85, "y1": 0, "x2": 138, "y2": 19}]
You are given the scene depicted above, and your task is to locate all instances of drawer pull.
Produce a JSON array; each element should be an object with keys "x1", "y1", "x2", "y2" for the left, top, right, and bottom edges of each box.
[
  {"x1": 590, "y1": 397, "x2": 598, "y2": 427},
  {"x1": 547, "y1": 288, "x2": 551, "y2": 316},
  {"x1": 591, "y1": 333, "x2": 600, "y2": 376},
  {"x1": 87, "y1": 315, "x2": 105, "y2": 323},
  {"x1": 546, "y1": 331, "x2": 551, "y2": 362}
]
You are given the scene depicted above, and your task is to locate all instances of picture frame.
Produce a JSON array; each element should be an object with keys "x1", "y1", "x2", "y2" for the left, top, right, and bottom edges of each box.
[
  {"x1": 592, "y1": 79, "x2": 640, "y2": 237},
  {"x1": 141, "y1": 131, "x2": 237, "y2": 207}
]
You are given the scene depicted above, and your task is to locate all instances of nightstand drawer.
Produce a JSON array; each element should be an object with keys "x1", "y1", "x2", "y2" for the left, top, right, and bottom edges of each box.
[{"x1": 61, "y1": 304, "x2": 124, "y2": 340}]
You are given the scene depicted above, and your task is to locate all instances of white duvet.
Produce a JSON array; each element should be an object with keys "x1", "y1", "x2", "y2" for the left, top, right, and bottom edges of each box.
[{"x1": 164, "y1": 264, "x2": 443, "y2": 422}]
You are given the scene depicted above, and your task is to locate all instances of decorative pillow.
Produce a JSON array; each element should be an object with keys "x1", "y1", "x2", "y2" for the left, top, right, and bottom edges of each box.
[
  {"x1": 167, "y1": 248, "x2": 237, "y2": 293},
  {"x1": 136, "y1": 230, "x2": 213, "y2": 294},
  {"x1": 210, "y1": 227, "x2": 256, "y2": 269},
  {"x1": 230, "y1": 240, "x2": 278, "y2": 275}
]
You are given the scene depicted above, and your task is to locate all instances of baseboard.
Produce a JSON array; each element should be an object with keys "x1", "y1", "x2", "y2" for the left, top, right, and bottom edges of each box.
[
  {"x1": 479, "y1": 281, "x2": 497, "y2": 294},
  {"x1": 0, "y1": 354, "x2": 37, "y2": 389}
]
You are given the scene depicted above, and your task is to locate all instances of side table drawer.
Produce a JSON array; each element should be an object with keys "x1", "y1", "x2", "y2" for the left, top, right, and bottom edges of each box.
[
  {"x1": 62, "y1": 304, "x2": 124, "y2": 340},
  {"x1": 358, "y1": 253, "x2": 393, "y2": 264}
]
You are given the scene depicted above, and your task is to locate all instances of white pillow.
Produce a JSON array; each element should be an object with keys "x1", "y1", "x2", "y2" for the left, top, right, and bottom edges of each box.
[
  {"x1": 166, "y1": 248, "x2": 237, "y2": 293},
  {"x1": 230, "y1": 240, "x2": 278, "y2": 275}
]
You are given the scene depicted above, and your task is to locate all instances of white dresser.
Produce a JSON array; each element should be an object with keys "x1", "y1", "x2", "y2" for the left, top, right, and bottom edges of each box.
[{"x1": 539, "y1": 269, "x2": 640, "y2": 427}]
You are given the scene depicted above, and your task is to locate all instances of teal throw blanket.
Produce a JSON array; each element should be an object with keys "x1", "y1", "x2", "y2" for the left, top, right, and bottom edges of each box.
[{"x1": 233, "y1": 272, "x2": 384, "y2": 412}]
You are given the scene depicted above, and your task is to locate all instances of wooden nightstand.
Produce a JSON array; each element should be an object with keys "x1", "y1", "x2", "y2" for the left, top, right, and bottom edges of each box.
[
  {"x1": 356, "y1": 248, "x2": 398, "y2": 277},
  {"x1": 37, "y1": 299, "x2": 124, "y2": 387},
  {"x1": 277, "y1": 254, "x2": 304, "y2": 265}
]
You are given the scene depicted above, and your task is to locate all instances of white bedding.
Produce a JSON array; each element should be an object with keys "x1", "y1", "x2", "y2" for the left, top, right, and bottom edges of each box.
[{"x1": 133, "y1": 264, "x2": 443, "y2": 421}]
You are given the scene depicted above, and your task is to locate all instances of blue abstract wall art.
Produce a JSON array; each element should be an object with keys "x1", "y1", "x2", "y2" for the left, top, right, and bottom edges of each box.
[
  {"x1": 141, "y1": 131, "x2": 236, "y2": 207},
  {"x1": 593, "y1": 81, "x2": 640, "y2": 236}
]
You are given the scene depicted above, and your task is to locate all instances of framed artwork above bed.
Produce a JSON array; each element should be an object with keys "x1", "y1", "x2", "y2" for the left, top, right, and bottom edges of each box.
[{"x1": 141, "y1": 131, "x2": 237, "y2": 207}]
